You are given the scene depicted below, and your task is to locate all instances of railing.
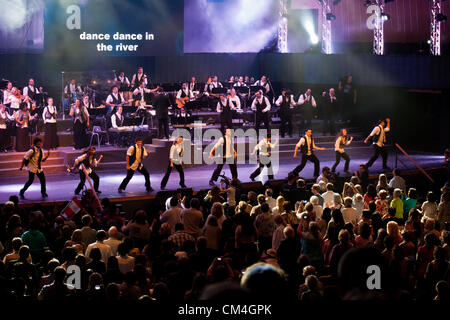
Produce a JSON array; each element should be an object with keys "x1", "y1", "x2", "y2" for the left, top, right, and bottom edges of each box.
[{"x1": 394, "y1": 143, "x2": 434, "y2": 183}]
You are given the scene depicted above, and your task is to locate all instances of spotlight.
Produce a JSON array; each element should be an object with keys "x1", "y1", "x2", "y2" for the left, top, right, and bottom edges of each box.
[
  {"x1": 381, "y1": 13, "x2": 390, "y2": 21},
  {"x1": 437, "y1": 13, "x2": 447, "y2": 22},
  {"x1": 326, "y1": 13, "x2": 336, "y2": 21},
  {"x1": 427, "y1": 40, "x2": 432, "y2": 44},
  {"x1": 363, "y1": 0, "x2": 372, "y2": 7}
]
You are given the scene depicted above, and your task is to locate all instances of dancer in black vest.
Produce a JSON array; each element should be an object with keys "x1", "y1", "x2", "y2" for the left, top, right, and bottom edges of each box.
[
  {"x1": 217, "y1": 94, "x2": 235, "y2": 133},
  {"x1": 19, "y1": 138, "x2": 49, "y2": 199},
  {"x1": 118, "y1": 137, "x2": 153, "y2": 192},
  {"x1": 297, "y1": 89, "x2": 317, "y2": 134},
  {"x1": 251, "y1": 90, "x2": 271, "y2": 134},
  {"x1": 331, "y1": 128, "x2": 353, "y2": 174},
  {"x1": 364, "y1": 118, "x2": 391, "y2": 170},
  {"x1": 275, "y1": 89, "x2": 295, "y2": 138},
  {"x1": 161, "y1": 136, "x2": 186, "y2": 190},
  {"x1": 72, "y1": 146, "x2": 103, "y2": 195},
  {"x1": 42, "y1": 97, "x2": 58, "y2": 150},
  {"x1": 69, "y1": 99, "x2": 90, "y2": 150},
  {"x1": 0, "y1": 104, "x2": 14, "y2": 152},
  {"x1": 292, "y1": 129, "x2": 325, "y2": 178},
  {"x1": 250, "y1": 133, "x2": 278, "y2": 181},
  {"x1": 209, "y1": 128, "x2": 238, "y2": 186}
]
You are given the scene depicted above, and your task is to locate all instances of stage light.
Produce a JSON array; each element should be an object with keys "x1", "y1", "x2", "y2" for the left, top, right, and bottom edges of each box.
[
  {"x1": 437, "y1": 13, "x2": 447, "y2": 22},
  {"x1": 381, "y1": 13, "x2": 390, "y2": 21},
  {"x1": 363, "y1": 0, "x2": 372, "y2": 7},
  {"x1": 326, "y1": 13, "x2": 336, "y2": 21},
  {"x1": 304, "y1": 19, "x2": 319, "y2": 45},
  {"x1": 427, "y1": 39, "x2": 432, "y2": 44}
]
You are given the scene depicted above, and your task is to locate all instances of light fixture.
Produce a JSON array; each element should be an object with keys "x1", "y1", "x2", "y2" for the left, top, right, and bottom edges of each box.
[
  {"x1": 437, "y1": 13, "x2": 447, "y2": 22},
  {"x1": 326, "y1": 13, "x2": 336, "y2": 21},
  {"x1": 381, "y1": 13, "x2": 390, "y2": 21}
]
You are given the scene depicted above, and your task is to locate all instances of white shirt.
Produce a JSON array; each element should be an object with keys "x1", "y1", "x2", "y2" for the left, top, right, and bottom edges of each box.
[
  {"x1": 253, "y1": 80, "x2": 269, "y2": 92},
  {"x1": 6, "y1": 95, "x2": 21, "y2": 109},
  {"x1": 389, "y1": 176, "x2": 406, "y2": 193},
  {"x1": 254, "y1": 138, "x2": 278, "y2": 157},
  {"x1": 296, "y1": 136, "x2": 316, "y2": 156},
  {"x1": 2, "y1": 89, "x2": 11, "y2": 104},
  {"x1": 74, "y1": 153, "x2": 99, "y2": 174},
  {"x1": 297, "y1": 94, "x2": 317, "y2": 107},
  {"x1": 176, "y1": 89, "x2": 193, "y2": 99},
  {"x1": 214, "y1": 136, "x2": 234, "y2": 158},
  {"x1": 103, "y1": 238, "x2": 122, "y2": 257},
  {"x1": 42, "y1": 105, "x2": 57, "y2": 124},
  {"x1": 85, "y1": 241, "x2": 112, "y2": 266},
  {"x1": 216, "y1": 99, "x2": 236, "y2": 113},
  {"x1": 234, "y1": 81, "x2": 247, "y2": 87},
  {"x1": 265, "y1": 197, "x2": 277, "y2": 210},
  {"x1": 0, "y1": 110, "x2": 14, "y2": 129},
  {"x1": 275, "y1": 94, "x2": 296, "y2": 108},
  {"x1": 369, "y1": 125, "x2": 390, "y2": 147},
  {"x1": 106, "y1": 92, "x2": 124, "y2": 105},
  {"x1": 133, "y1": 87, "x2": 151, "y2": 101},
  {"x1": 111, "y1": 113, "x2": 124, "y2": 129},
  {"x1": 117, "y1": 255, "x2": 135, "y2": 274},
  {"x1": 170, "y1": 143, "x2": 184, "y2": 165},
  {"x1": 160, "y1": 207, "x2": 182, "y2": 233},
  {"x1": 335, "y1": 136, "x2": 351, "y2": 153},
  {"x1": 127, "y1": 145, "x2": 148, "y2": 170},
  {"x1": 115, "y1": 76, "x2": 130, "y2": 86},
  {"x1": 64, "y1": 83, "x2": 82, "y2": 94},
  {"x1": 23, "y1": 86, "x2": 39, "y2": 98},
  {"x1": 341, "y1": 207, "x2": 359, "y2": 224},
  {"x1": 321, "y1": 191, "x2": 336, "y2": 208},
  {"x1": 228, "y1": 95, "x2": 241, "y2": 110},
  {"x1": 251, "y1": 96, "x2": 271, "y2": 112},
  {"x1": 131, "y1": 73, "x2": 147, "y2": 86},
  {"x1": 24, "y1": 147, "x2": 44, "y2": 173}
]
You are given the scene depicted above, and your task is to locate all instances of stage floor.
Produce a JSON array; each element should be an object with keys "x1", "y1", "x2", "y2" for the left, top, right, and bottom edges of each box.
[{"x1": 0, "y1": 148, "x2": 444, "y2": 203}]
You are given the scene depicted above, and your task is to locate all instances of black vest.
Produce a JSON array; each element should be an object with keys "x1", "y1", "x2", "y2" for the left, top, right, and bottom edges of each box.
[
  {"x1": 27, "y1": 86, "x2": 37, "y2": 100},
  {"x1": 300, "y1": 136, "x2": 314, "y2": 155},
  {"x1": 339, "y1": 135, "x2": 348, "y2": 149},
  {"x1": 255, "y1": 97, "x2": 267, "y2": 113},
  {"x1": 129, "y1": 145, "x2": 144, "y2": 166},
  {"x1": 180, "y1": 90, "x2": 190, "y2": 98},
  {"x1": 135, "y1": 73, "x2": 145, "y2": 84},
  {"x1": 110, "y1": 93, "x2": 123, "y2": 105},
  {"x1": 81, "y1": 154, "x2": 94, "y2": 169},
  {"x1": 219, "y1": 99, "x2": 232, "y2": 114},
  {"x1": 372, "y1": 125, "x2": 385, "y2": 144},
  {"x1": 44, "y1": 106, "x2": 56, "y2": 120},
  {"x1": 114, "y1": 113, "x2": 124, "y2": 127},
  {"x1": 25, "y1": 147, "x2": 43, "y2": 168},
  {"x1": 302, "y1": 94, "x2": 313, "y2": 108}
]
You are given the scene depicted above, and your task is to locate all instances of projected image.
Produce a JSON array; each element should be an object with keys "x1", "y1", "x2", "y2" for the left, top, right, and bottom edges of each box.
[
  {"x1": 0, "y1": 0, "x2": 45, "y2": 53},
  {"x1": 184, "y1": 0, "x2": 279, "y2": 53}
]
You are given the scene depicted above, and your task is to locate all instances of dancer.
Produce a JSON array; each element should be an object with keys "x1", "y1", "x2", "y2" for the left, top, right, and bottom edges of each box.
[
  {"x1": 42, "y1": 97, "x2": 58, "y2": 150},
  {"x1": 250, "y1": 133, "x2": 278, "y2": 181},
  {"x1": 160, "y1": 136, "x2": 186, "y2": 190},
  {"x1": 72, "y1": 146, "x2": 103, "y2": 195},
  {"x1": 364, "y1": 118, "x2": 391, "y2": 170},
  {"x1": 292, "y1": 129, "x2": 325, "y2": 178},
  {"x1": 331, "y1": 128, "x2": 353, "y2": 174},
  {"x1": 118, "y1": 137, "x2": 153, "y2": 193},
  {"x1": 209, "y1": 128, "x2": 238, "y2": 186},
  {"x1": 19, "y1": 137, "x2": 49, "y2": 199}
]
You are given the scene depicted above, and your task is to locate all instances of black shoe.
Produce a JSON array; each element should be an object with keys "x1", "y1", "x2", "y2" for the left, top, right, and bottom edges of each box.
[
  {"x1": 146, "y1": 186, "x2": 154, "y2": 192},
  {"x1": 209, "y1": 180, "x2": 216, "y2": 187},
  {"x1": 95, "y1": 190, "x2": 102, "y2": 194},
  {"x1": 19, "y1": 192, "x2": 25, "y2": 199},
  {"x1": 383, "y1": 166, "x2": 391, "y2": 171},
  {"x1": 249, "y1": 176, "x2": 255, "y2": 182},
  {"x1": 180, "y1": 184, "x2": 187, "y2": 188},
  {"x1": 42, "y1": 193, "x2": 48, "y2": 198},
  {"x1": 74, "y1": 190, "x2": 80, "y2": 195},
  {"x1": 344, "y1": 170, "x2": 351, "y2": 175},
  {"x1": 160, "y1": 186, "x2": 166, "y2": 190},
  {"x1": 118, "y1": 188, "x2": 124, "y2": 194}
]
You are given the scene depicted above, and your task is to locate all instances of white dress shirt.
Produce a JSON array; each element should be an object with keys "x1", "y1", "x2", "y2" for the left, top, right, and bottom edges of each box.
[
  {"x1": 115, "y1": 76, "x2": 130, "y2": 87},
  {"x1": 176, "y1": 89, "x2": 193, "y2": 99},
  {"x1": 24, "y1": 147, "x2": 44, "y2": 173},
  {"x1": 127, "y1": 145, "x2": 148, "y2": 170},
  {"x1": 73, "y1": 153, "x2": 99, "y2": 174},
  {"x1": 42, "y1": 105, "x2": 57, "y2": 124},
  {"x1": 216, "y1": 99, "x2": 236, "y2": 113},
  {"x1": 106, "y1": 92, "x2": 124, "y2": 105},
  {"x1": 254, "y1": 138, "x2": 278, "y2": 157},
  {"x1": 251, "y1": 96, "x2": 271, "y2": 112},
  {"x1": 0, "y1": 110, "x2": 14, "y2": 129},
  {"x1": 228, "y1": 95, "x2": 241, "y2": 110},
  {"x1": 111, "y1": 113, "x2": 124, "y2": 129},
  {"x1": 275, "y1": 94, "x2": 296, "y2": 107},
  {"x1": 296, "y1": 136, "x2": 316, "y2": 156},
  {"x1": 335, "y1": 136, "x2": 351, "y2": 153},
  {"x1": 131, "y1": 73, "x2": 147, "y2": 86},
  {"x1": 170, "y1": 143, "x2": 184, "y2": 165},
  {"x1": 214, "y1": 136, "x2": 233, "y2": 158},
  {"x1": 297, "y1": 94, "x2": 317, "y2": 107},
  {"x1": 23, "y1": 86, "x2": 39, "y2": 98},
  {"x1": 369, "y1": 125, "x2": 390, "y2": 147}
]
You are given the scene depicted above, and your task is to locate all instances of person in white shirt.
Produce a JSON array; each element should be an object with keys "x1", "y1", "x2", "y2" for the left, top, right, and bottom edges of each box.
[
  {"x1": 251, "y1": 90, "x2": 271, "y2": 133},
  {"x1": 2, "y1": 81, "x2": 12, "y2": 105},
  {"x1": 421, "y1": 191, "x2": 438, "y2": 220},
  {"x1": 105, "y1": 86, "x2": 124, "y2": 113},
  {"x1": 103, "y1": 226, "x2": 122, "y2": 257},
  {"x1": 292, "y1": 129, "x2": 325, "y2": 178},
  {"x1": 115, "y1": 71, "x2": 130, "y2": 89},
  {"x1": 388, "y1": 168, "x2": 406, "y2": 193},
  {"x1": 160, "y1": 196, "x2": 183, "y2": 233},
  {"x1": 331, "y1": 128, "x2": 353, "y2": 174},
  {"x1": 217, "y1": 94, "x2": 236, "y2": 133},
  {"x1": 228, "y1": 88, "x2": 241, "y2": 110},
  {"x1": 275, "y1": 89, "x2": 295, "y2": 138},
  {"x1": 116, "y1": 242, "x2": 135, "y2": 274},
  {"x1": 19, "y1": 137, "x2": 50, "y2": 199},
  {"x1": 209, "y1": 128, "x2": 238, "y2": 186},
  {"x1": 250, "y1": 133, "x2": 278, "y2": 181},
  {"x1": 364, "y1": 118, "x2": 391, "y2": 170},
  {"x1": 118, "y1": 137, "x2": 153, "y2": 193},
  {"x1": 316, "y1": 166, "x2": 331, "y2": 184},
  {"x1": 321, "y1": 183, "x2": 336, "y2": 208},
  {"x1": 297, "y1": 89, "x2": 317, "y2": 133},
  {"x1": 131, "y1": 67, "x2": 147, "y2": 88},
  {"x1": 341, "y1": 197, "x2": 359, "y2": 224},
  {"x1": 161, "y1": 136, "x2": 187, "y2": 190},
  {"x1": 71, "y1": 146, "x2": 102, "y2": 195},
  {"x1": 265, "y1": 189, "x2": 277, "y2": 210},
  {"x1": 0, "y1": 103, "x2": 14, "y2": 152},
  {"x1": 132, "y1": 80, "x2": 157, "y2": 107},
  {"x1": 22, "y1": 78, "x2": 40, "y2": 104},
  {"x1": 234, "y1": 76, "x2": 247, "y2": 88},
  {"x1": 64, "y1": 79, "x2": 83, "y2": 96},
  {"x1": 111, "y1": 106, "x2": 124, "y2": 129},
  {"x1": 85, "y1": 230, "x2": 112, "y2": 267},
  {"x1": 42, "y1": 97, "x2": 58, "y2": 150},
  {"x1": 176, "y1": 82, "x2": 194, "y2": 110},
  {"x1": 6, "y1": 87, "x2": 22, "y2": 110},
  {"x1": 253, "y1": 75, "x2": 270, "y2": 93}
]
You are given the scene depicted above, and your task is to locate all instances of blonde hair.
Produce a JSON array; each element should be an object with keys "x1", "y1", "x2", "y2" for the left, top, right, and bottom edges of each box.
[
  {"x1": 276, "y1": 196, "x2": 285, "y2": 212},
  {"x1": 386, "y1": 221, "x2": 400, "y2": 238}
]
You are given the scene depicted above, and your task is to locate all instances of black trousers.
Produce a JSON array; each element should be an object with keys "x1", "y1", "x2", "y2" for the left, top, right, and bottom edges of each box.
[
  {"x1": 161, "y1": 163, "x2": 184, "y2": 188},
  {"x1": 220, "y1": 113, "x2": 233, "y2": 133},
  {"x1": 293, "y1": 154, "x2": 320, "y2": 177},
  {"x1": 158, "y1": 117, "x2": 169, "y2": 139},
  {"x1": 255, "y1": 112, "x2": 270, "y2": 133},
  {"x1": 323, "y1": 111, "x2": 335, "y2": 135},
  {"x1": 250, "y1": 157, "x2": 274, "y2": 180},
  {"x1": 332, "y1": 151, "x2": 350, "y2": 172},
  {"x1": 279, "y1": 113, "x2": 292, "y2": 137},
  {"x1": 73, "y1": 121, "x2": 87, "y2": 150},
  {"x1": 211, "y1": 158, "x2": 238, "y2": 182},
  {"x1": 366, "y1": 144, "x2": 388, "y2": 168},
  {"x1": 21, "y1": 171, "x2": 46, "y2": 194},
  {"x1": 119, "y1": 166, "x2": 151, "y2": 190},
  {"x1": 302, "y1": 108, "x2": 313, "y2": 133},
  {"x1": 75, "y1": 171, "x2": 100, "y2": 194}
]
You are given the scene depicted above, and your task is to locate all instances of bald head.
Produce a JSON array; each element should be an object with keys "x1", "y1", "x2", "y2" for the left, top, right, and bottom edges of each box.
[{"x1": 108, "y1": 226, "x2": 119, "y2": 239}]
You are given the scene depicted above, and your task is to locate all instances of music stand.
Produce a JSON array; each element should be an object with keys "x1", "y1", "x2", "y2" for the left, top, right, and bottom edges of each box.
[{"x1": 211, "y1": 88, "x2": 227, "y2": 95}]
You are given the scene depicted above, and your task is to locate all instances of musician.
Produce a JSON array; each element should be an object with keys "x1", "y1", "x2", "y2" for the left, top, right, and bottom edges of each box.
[
  {"x1": 105, "y1": 86, "x2": 124, "y2": 113},
  {"x1": 228, "y1": 76, "x2": 235, "y2": 87},
  {"x1": 244, "y1": 75, "x2": 252, "y2": 86},
  {"x1": 82, "y1": 95, "x2": 95, "y2": 109},
  {"x1": 251, "y1": 90, "x2": 271, "y2": 133},
  {"x1": 292, "y1": 129, "x2": 325, "y2": 178},
  {"x1": 19, "y1": 137, "x2": 49, "y2": 199},
  {"x1": 297, "y1": 89, "x2": 317, "y2": 133},
  {"x1": 115, "y1": 71, "x2": 130, "y2": 89},
  {"x1": 228, "y1": 88, "x2": 241, "y2": 111},
  {"x1": 189, "y1": 77, "x2": 200, "y2": 93},
  {"x1": 72, "y1": 146, "x2": 102, "y2": 195},
  {"x1": 160, "y1": 136, "x2": 186, "y2": 190},
  {"x1": 252, "y1": 75, "x2": 270, "y2": 93},
  {"x1": 69, "y1": 98, "x2": 90, "y2": 150},
  {"x1": 133, "y1": 81, "x2": 156, "y2": 106},
  {"x1": 332, "y1": 128, "x2": 353, "y2": 174},
  {"x1": 15, "y1": 103, "x2": 36, "y2": 152},
  {"x1": 118, "y1": 137, "x2": 153, "y2": 193},
  {"x1": 364, "y1": 118, "x2": 391, "y2": 170},
  {"x1": 0, "y1": 104, "x2": 14, "y2": 152},
  {"x1": 111, "y1": 106, "x2": 124, "y2": 129},
  {"x1": 204, "y1": 76, "x2": 223, "y2": 93},
  {"x1": 176, "y1": 82, "x2": 194, "y2": 100},
  {"x1": 42, "y1": 97, "x2": 58, "y2": 150},
  {"x1": 131, "y1": 67, "x2": 147, "y2": 88},
  {"x1": 153, "y1": 88, "x2": 170, "y2": 139},
  {"x1": 275, "y1": 89, "x2": 295, "y2": 138},
  {"x1": 22, "y1": 78, "x2": 40, "y2": 103},
  {"x1": 217, "y1": 94, "x2": 235, "y2": 133},
  {"x1": 2, "y1": 81, "x2": 12, "y2": 105},
  {"x1": 6, "y1": 87, "x2": 22, "y2": 111},
  {"x1": 234, "y1": 76, "x2": 247, "y2": 88},
  {"x1": 250, "y1": 133, "x2": 278, "y2": 181},
  {"x1": 321, "y1": 88, "x2": 338, "y2": 136},
  {"x1": 64, "y1": 79, "x2": 83, "y2": 114},
  {"x1": 209, "y1": 128, "x2": 238, "y2": 187}
]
